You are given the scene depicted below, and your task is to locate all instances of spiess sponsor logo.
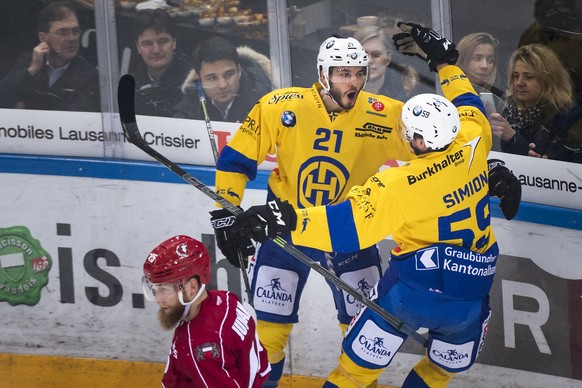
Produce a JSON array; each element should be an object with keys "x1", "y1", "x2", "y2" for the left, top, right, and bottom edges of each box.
[
  {"x1": 0, "y1": 226, "x2": 52, "y2": 306},
  {"x1": 267, "y1": 92, "x2": 304, "y2": 104}
]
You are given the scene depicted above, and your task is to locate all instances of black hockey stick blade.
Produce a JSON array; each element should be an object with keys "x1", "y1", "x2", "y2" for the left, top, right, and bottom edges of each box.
[
  {"x1": 116, "y1": 76, "x2": 427, "y2": 347},
  {"x1": 117, "y1": 74, "x2": 238, "y2": 212},
  {"x1": 118, "y1": 74, "x2": 137, "y2": 126}
]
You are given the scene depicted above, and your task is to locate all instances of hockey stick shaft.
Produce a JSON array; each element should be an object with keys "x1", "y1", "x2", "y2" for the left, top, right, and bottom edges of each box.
[
  {"x1": 195, "y1": 79, "x2": 220, "y2": 163},
  {"x1": 195, "y1": 79, "x2": 253, "y2": 305},
  {"x1": 117, "y1": 74, "x2": 427, "y2": 347}
]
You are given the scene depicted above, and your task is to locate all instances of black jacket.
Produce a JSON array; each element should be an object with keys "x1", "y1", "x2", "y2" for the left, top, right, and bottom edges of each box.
[
  {"x1": 501, "y1": 103, "x2": 582, "y2": 163},
  {"x1": 173, "y1": 47, "x2": 272, "y2": 123},
  {"x1": 131, "y1": 55, "x2": 191, "y2": 117},
  {"x1": 0, "y1": 53, "x2": 100, "y2": 112}
]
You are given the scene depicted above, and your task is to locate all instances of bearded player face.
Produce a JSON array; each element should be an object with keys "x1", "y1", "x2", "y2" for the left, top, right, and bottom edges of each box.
[
  {"x1": 151, "y1": 283, "x2": 185, "y2": 330},
  {"x1": 328, "y1": 66, "x2": 367, "y2": 110}
]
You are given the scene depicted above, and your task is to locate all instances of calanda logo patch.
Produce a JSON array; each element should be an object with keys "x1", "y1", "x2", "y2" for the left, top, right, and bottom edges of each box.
[{"x1": 0, "y1": 226, "x2": 52, "y2": 306}]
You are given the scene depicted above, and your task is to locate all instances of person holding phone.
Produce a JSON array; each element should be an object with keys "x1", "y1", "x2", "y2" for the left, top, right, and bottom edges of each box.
[
  {"x1": 0, "y1": 1, "x2": 100, "y2": 112},
  {"x1": 489, "y1": 44, "x2": 579, "y2": 161}
]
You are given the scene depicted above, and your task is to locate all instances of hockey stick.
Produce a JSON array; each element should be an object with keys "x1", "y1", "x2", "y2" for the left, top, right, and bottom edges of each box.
[
  {"x1": 195, "y1": 79, "x2": 220, "y2": 163},
  {"x1": 117, "y1": 74, "x2": 428, "y2": 347},
  {"x1": 195, "y1": 78, "x2": 253, "y2": 306}
]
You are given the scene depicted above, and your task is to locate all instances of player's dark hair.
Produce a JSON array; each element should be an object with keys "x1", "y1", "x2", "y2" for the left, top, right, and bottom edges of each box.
[
  {"x1": 191, "y1": 37, "x2": 240, "y2": 73},
  {"x1": 37, "y1": 1, "x2": 78, "y2": 33},
  {"x1": 134, "y1": 8, "x2": 176, "y2": 38}
]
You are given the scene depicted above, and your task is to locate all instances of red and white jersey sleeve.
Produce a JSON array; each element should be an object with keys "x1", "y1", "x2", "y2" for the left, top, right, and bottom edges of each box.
[{"x1": 162, "y1": 290, "x2": 270, "y2": 388}]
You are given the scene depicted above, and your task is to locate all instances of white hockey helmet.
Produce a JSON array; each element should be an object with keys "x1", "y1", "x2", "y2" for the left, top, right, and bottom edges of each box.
[
  {"x1": 317, "y1": 37, "x2": 369, "y2": 92},
  {"x1": 400, "y1": 93, "x2": 460, "y2": 150}
]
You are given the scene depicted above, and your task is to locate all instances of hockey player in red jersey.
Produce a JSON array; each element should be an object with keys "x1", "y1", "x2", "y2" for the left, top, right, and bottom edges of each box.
[{"x1": 142, "y1": 235, "x2": 270, "y2": 387}]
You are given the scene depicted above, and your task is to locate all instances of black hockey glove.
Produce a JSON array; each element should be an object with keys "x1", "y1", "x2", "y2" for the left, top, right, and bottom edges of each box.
[
  {"x1": 237, "y1": 199, "x2": 297, "y2": 243},
  {"x1": 392, "y1": 22, "x2": 459, "y2": 72},
  {"x1": 210, "y1": 208, "x2": 255, "y2": 268},
  {"x1": 488, "y1": 159, "x2": 522, "y2": 220}
]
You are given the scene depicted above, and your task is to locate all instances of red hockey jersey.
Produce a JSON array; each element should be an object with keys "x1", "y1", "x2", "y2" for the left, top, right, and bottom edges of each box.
[{"x1": 162, "y1": 290, "x2": 270, "y2": 387}]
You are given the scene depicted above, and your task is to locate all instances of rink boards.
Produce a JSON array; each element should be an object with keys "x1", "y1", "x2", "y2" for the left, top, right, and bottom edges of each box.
[{"x1": 0, "y1": 154, "x2": 581, "y2": 387}]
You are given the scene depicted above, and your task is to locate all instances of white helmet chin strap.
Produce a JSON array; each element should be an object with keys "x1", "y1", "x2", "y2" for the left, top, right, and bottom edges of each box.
[
  {"x1": 179, "y1": 283, "x2": 206, "y2": 320},
  {"x1": 319, "y1": 71, "x2": 343, "y2": 108},
  {"x1": 319, "y1": 69, "x2": 331, "y2": 94}
]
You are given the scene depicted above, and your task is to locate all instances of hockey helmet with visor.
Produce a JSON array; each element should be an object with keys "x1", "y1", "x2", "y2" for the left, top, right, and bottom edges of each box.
[
  {"x1": 142, "y1": 235, "x2": 210, "y2": 302},
  {"x1": 317, "y1": 37, "x2": 369, "y2": 92}
]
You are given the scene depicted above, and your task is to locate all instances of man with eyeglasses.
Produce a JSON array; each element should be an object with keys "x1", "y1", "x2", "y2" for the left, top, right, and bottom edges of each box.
[
  {"x1": 0, "y1": 1, "x2": 99, "y2": 112},
  {"x1": 131, "y1": 9, "x2": 190, "y2": 117},
  {"x1": 173, "y1": 36, "x2": 272, "y2": 123}
]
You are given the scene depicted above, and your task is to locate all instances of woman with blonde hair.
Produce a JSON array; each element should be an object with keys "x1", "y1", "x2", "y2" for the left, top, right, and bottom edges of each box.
[
  {"x1": 353, "y1": 25, "x2": 423, "y2": 101},
  {"x1": 489, "y1": 43, "x2": 581, "y2": 161},
  {"x1": 456, "y1": 32, "x2": 503, "y2": 96}
]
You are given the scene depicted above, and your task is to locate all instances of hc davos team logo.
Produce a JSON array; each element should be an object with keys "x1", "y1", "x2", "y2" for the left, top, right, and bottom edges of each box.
[
  {"x1": 281, "y1": 110, "x2": 296, "y2": 127},
  {"x1": 0, "y1": 226, "x2": 52, "y2": 306},
  {"x1": 297, "y1": 156, "x2": 350, "y2": 207}
]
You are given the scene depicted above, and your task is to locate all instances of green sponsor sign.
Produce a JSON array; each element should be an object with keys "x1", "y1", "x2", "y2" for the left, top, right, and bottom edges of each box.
[{"x1": 0, "y1": 226, "x2": 52, "y2": 306}]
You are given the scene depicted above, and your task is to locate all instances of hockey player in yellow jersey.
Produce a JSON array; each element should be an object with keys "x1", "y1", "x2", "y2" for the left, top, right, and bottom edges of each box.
[
  {"x1": 209, "y1": 36, "x2": 415, "y2": 387},
  {"x1": 226, "y1": 22, "x2": 522, "y2": 387}
]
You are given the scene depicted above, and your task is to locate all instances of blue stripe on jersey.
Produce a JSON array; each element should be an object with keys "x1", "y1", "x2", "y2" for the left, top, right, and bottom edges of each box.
[
  {"x1": 216, "y1": 145, "x2": 258, "y2": 181},
  {"x1": 451, "y1": 93, "x2": 487, "y2": 117},
  {"x1": 326, "y1": 201, "x2": 360, "y2": 253}
]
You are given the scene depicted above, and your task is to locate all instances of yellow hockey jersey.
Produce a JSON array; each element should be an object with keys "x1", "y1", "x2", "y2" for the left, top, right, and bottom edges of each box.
[
  {"x1": 291, "y1": 66, "x2": 497, "y2": 259},
  {"x1": 215, "y1": 83, "x2": 413, "y2": 208}
]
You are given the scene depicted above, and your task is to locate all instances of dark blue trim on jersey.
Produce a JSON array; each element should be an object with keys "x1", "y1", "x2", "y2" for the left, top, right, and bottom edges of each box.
[
  {"x1": 326, "y1": 201, "x2": 360, "y2": 252},
  {"x1": 1, "y1": 153, "x2": 582, "y2": 231},
  {"x1": 216, "y1": 145, "x2": 258, "y2": 181},
  {"x1": 451, "y1": 92, "x2": 487, "y2": 117}
]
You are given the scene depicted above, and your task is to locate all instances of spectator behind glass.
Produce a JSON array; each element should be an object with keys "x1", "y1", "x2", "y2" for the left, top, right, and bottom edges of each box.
[
  {"x1": 457, "y1": 32, "x2": 504, "y2": 151},
  {"x1": 456, "y1": 32, "x2": 503, "y2": 97},
  {"x1": 132, "y1": 9, "x2": 190, "y2": 117},
  {"x1": 519, "y1": 0, "x2": 582, "y2": 103},
  {"x1": 0, "y1": 1, "x2": 99, "y2": 112},
  {"x1": 173, "y1": 36, "x2": 272, "y2": 123},
  {"x1": 353, "y1": 25, "x2": 421, "y2": 102},
  {"x1": 489, "y1": 44, "x2": 582, "y2": 162}
]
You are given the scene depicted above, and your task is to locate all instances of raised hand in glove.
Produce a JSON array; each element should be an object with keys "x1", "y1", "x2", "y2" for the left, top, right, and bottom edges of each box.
[
  {"x1": 392, "y1": 22, "x2": 458, "y2": 72},
  {"x1": 488, "y1": 159, "x2": 522, "y2": 220},
  {"x1": 210, "y1": 208, "x2": 255, "y2": 268},
  {"x1": 237, "y1": 198, "x2": 297, "y2": 243}
]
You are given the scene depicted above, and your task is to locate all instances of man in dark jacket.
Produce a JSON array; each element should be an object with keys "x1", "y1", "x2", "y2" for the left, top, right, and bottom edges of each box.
[
  {"x1": 131, "y1": 8, "x2": 191, "y2": 117},
  {"x1": 0, "y1": 1, "x2": 99, "y2": 112},
  {"x1": 173, "y1": 36, "x2": 272, "y2": 123}
]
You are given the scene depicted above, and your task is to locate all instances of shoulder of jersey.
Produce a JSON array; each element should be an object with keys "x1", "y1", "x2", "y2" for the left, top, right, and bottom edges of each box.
[
  {"x1": 360, "y1": 90, "x2": 404, "y2": 106},
  {"x1": 357, "y1": 90, "x2": 403, "y2": 118}
]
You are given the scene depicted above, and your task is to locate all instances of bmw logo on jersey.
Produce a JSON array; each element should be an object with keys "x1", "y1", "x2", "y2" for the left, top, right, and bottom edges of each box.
[{"x1": 281, "y1": 110, "x2": 296, "y2": 127}]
